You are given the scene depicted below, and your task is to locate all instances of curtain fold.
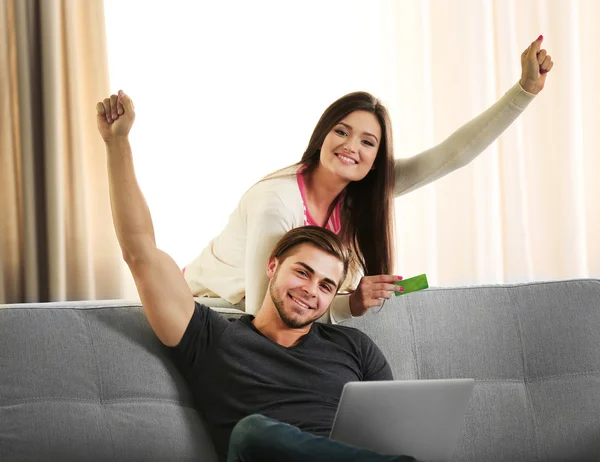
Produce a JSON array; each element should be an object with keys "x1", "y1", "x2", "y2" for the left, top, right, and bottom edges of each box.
[{"x1": 0, "y1": 0, "x2": 123, "y2": 304}]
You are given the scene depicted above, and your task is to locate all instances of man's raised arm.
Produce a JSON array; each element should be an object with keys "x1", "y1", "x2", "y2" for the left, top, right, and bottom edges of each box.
[{"x1": 97, "y1": 90, "x2": 194, "y2": 346}]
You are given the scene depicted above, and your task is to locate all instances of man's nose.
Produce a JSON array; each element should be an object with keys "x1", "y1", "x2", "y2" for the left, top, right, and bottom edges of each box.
[{"x1": 301, "y1": 280, "x2": 318, "y2": 297}]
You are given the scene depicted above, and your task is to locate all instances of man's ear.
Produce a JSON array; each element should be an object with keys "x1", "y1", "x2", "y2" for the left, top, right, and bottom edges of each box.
[{"x1": 266, "y1": 257, "x2": 278, "y2": 278}]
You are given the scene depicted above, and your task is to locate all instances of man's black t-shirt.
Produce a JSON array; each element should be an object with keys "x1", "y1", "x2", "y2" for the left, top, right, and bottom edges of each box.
[{"x1": 169, "y1": 302, "x2": 393, "y2": 461}]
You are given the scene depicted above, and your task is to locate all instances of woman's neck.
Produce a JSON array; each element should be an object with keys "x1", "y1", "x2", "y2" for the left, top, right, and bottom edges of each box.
[{"x1": 303, "y1": 165, "x2": 348, "y2": 214}]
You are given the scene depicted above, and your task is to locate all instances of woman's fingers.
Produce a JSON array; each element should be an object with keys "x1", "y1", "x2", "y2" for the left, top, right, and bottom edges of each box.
[
  {"x1": 350, "y1": 274, "x2": 406, "y2": 315},
  {"x1": 360, "y1": 276, "x2": 405, "y2": 293},
  {"x1": 365, "y1": 274, "x2": 402, "y2": 283},
  {"x1": 368, "y1": 282, "x2": 403, "y2": 293},
  {"x1": 371, "y1": 284, "x2": 404, "y2": 292},
  {"x1": 371, "y1": 290, "x2": 394, "y2": 300},
  {"x1": 540, "y1": 55, "x2": 553, "y2": 74},
  {"x1": 522, "y1": 36, "x2": 543, "y2": 62},
  {"x1": 537, "y1": 49, "x2": 547, "y2": 65},
  {"x1": 537, "y1": 49, "x2": 553, "y2": 74}
]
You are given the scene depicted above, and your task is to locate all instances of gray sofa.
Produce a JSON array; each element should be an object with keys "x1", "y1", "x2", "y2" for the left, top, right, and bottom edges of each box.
[{"x1": 1, "y1": 279, "x2": 599, "y2": 461}]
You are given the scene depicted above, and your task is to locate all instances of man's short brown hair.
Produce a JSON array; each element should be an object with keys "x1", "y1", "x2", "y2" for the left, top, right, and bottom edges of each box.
[{"x1": 269, "y1": 226, "x2": 352, "y2": 289}]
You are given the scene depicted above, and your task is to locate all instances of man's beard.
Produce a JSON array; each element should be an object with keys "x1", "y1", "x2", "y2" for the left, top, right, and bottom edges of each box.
[{"x1": 269, "y1": 267, "x2": 321, "y2": 329}]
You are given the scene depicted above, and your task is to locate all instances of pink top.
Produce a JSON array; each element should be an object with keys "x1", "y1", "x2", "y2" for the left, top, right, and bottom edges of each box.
[{"x1": 296, "y1": 166, "x2": 343, "y2": 234}]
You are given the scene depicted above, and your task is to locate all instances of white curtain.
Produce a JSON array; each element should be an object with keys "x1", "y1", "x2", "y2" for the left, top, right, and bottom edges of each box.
[
  {"x1": 103, "y1": 0, "x2": 599, "y2": 298},
  {"x1": 388, "y1": 0, "x2": 599, "y2": 285}
]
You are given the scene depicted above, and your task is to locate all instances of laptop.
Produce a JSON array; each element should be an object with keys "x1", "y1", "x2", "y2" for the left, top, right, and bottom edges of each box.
[{"x1": 330, "y1": 378, "x2": 475, "y2": 462}]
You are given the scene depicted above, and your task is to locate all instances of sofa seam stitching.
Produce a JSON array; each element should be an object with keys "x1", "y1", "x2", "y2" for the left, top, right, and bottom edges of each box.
[
  {"x1": 472, "y1": 371, "x2": 600, "y2": 383},
  {"x1": 0, "y1": 397, "x2": 198, "y2": 409},
  {"x1": 523, "y1": 370, "x2": 600, "y2": 382},
  {"x1": 84, "y1": 312, "x2": 116, "y2": 461},
  {"x1": 405, "y1": 303, "x2": 420, "y2": 379},
  {"x1": 512, "y1": 290, "x2": 542, "y2": 461}
]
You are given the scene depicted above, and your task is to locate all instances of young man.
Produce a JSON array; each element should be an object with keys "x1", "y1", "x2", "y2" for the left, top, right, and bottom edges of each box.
[{"x1": 97, "y1": 90, "x2": 416, "y2": 462}]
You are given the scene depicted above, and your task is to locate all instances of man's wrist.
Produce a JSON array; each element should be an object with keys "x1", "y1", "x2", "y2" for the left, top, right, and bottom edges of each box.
[{"x1": 105, "y1": 136, "x2": 131, "y2": 150}]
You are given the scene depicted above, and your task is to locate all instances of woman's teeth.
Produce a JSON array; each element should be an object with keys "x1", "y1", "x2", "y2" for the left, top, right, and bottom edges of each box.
[{"x1": 337, "y1": 154, "x2": 357, "y2": 165}]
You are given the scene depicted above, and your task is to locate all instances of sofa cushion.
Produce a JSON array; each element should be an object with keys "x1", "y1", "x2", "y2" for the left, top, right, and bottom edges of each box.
[
  {"x1": 0, "y1": 300, "x2": 219, "y2": 462},
  {"x1": 2, "y1": 279, "x2": 599, "y2": 461},
  {"x1": 343, "y1": 279, "x2": 600, "y2": 461}
]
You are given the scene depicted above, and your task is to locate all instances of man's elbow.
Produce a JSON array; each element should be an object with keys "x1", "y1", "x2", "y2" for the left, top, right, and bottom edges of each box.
[{"x1": 121, "y1": 241, "x2": 157, "y2": 266}]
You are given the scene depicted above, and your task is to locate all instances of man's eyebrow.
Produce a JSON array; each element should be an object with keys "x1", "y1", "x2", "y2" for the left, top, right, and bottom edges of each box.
[
  {"x1": 338, "y1": 121, "x2": 379, "y2": 142},
  {"x1": 296, "y1": 262, "x2": 339, "y2": 288}
]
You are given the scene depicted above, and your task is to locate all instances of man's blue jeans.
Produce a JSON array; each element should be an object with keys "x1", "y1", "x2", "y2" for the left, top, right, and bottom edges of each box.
[{"x1": 227, "y1": 414, "x2": 417, "y2": 462}]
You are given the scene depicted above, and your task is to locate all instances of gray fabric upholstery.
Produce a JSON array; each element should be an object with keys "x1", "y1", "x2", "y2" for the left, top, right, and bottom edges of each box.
[
  {"x1": 344, "y1": 279, "x2": 600, "y2": 461},
  {"x1": 1, "y1": 280, "x2": 599, "y2": 461},
  {"x1": 0, "y1": 300, "x2": 218, "y2": 462}
]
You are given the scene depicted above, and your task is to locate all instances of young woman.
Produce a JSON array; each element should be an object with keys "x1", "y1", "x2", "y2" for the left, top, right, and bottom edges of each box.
[{"x1": 100, "y1": 36, "x2": 553, "y2": 323}]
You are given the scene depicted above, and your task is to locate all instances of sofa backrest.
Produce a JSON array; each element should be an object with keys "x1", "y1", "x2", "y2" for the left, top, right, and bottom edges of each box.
[
  {"x1": 0, "y1": 300, "x2": 220, "y2": 461},
  {"x1": 1, "y1": 279, "x2": 599, "y2": 461},
  {"x1": 344, "y1": 279, "x2": 600, "y2": 461}
]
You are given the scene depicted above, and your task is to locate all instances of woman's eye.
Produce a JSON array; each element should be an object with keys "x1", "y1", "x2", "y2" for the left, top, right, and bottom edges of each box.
[
  {"x1": 363, "y1": 140, "x2": 375, "y2": 147},
  {"x1": 335, "y1": 129, "x2": 347, "y2": 136}
]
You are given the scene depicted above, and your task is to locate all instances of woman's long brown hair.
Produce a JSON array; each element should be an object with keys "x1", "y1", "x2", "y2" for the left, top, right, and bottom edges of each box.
[{"x1": 299, "y1": 91, "x2": 396, "y2": 278}]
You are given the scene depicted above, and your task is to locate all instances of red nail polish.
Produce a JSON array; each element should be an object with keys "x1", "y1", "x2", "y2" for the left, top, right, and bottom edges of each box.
[
  {"x1": 398, "y1": 276, "x2": 403, "y2": 280},
  {"x1": 537, "y1": 35, "x2": 543, "y2": 41}
]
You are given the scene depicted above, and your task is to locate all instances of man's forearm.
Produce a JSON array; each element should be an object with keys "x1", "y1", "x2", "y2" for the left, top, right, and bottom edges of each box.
[{"x1": 106, "y1": 137, "x2": 157, "y2": 262}]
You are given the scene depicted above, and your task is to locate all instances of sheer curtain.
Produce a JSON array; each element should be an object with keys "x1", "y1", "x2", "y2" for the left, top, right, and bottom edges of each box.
[
  {"x1": 388, "y1": 0, "x2": 599, "y2": 286},
  {"x1": 103, "y1": 0, "x2": 599, "y2": 298}
]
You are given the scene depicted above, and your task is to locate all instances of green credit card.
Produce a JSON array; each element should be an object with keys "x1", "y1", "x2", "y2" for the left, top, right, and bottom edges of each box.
[{"x1": 393, "y1": 274, "x2": 429, "y2": 296}]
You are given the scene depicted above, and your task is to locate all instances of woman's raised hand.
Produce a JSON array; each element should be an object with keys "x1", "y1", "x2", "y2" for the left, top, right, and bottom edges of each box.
[
  {"x1": 96, "y1": 90, "x2": 136, "y2": 143},
  {"x1": 520, "y1": 35, "x2": 554, "y2": 95}
]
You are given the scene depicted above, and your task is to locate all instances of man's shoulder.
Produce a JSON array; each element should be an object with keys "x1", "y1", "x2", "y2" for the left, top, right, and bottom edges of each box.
[{"x1": 194, "y1": 302, "x2": 249, "y2": 325}]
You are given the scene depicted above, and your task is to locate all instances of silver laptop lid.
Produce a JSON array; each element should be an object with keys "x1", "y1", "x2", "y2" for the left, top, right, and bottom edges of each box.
[{"x1": 330, "y1": 379, "x2": 475, "y2": 462}]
